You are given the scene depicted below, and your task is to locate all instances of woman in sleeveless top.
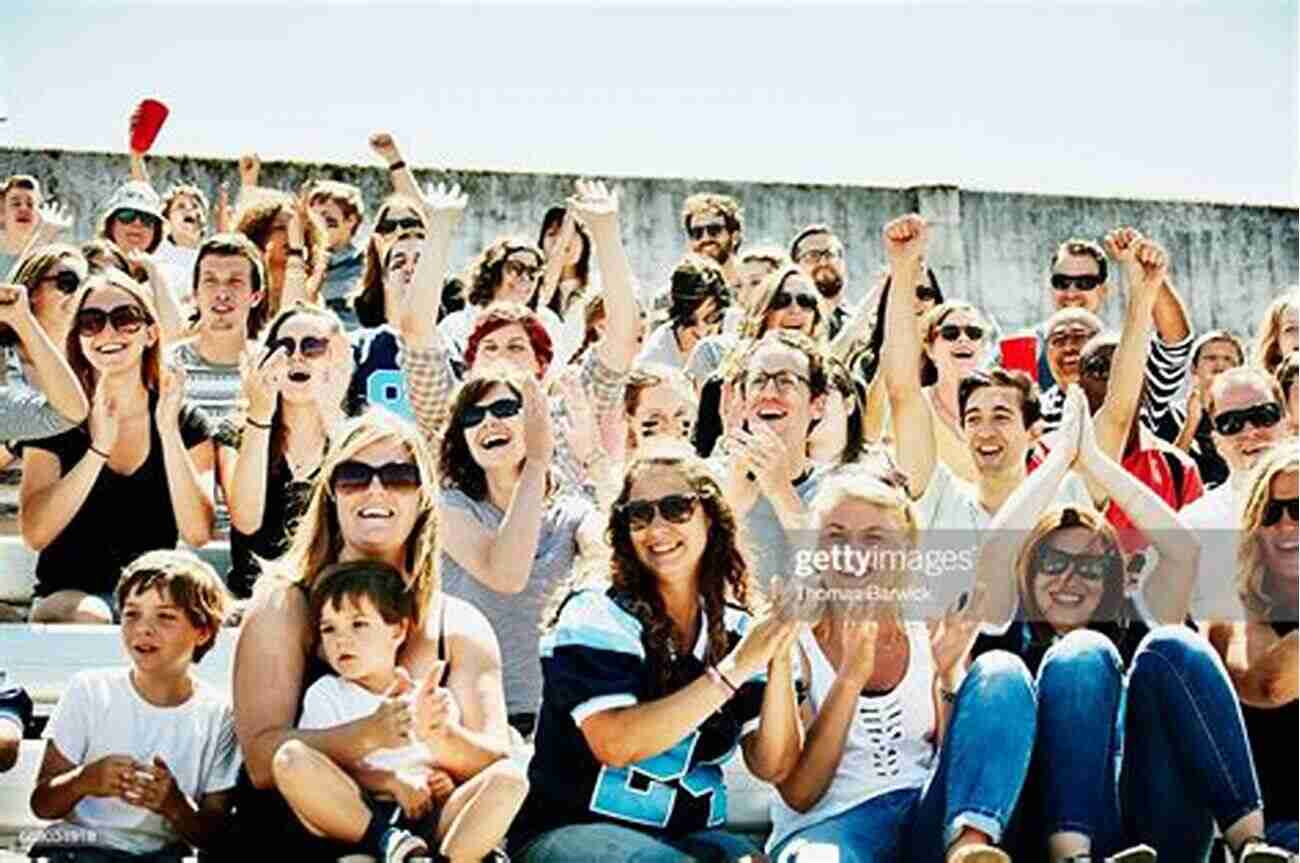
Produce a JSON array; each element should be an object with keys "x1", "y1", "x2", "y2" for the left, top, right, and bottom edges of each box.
[
  {"x1": 225, "y1": 408, "x2": 520, "y2": 860},
  {"x1": 973, "y1": 387, "x2": 1288, "y2": 863},
  {"x1": 768, "y1": 464, "x2": 1034, "y2": 863}
]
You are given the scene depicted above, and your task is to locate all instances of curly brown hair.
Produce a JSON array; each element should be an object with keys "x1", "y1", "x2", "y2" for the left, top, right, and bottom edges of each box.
[
  {"x1": 465, "y1": 237, "x2": 544, "y2": 308},
  {"x1": 438, "y1": 370, "x2": 552, "y2": 502},
  {"x1": 234, "y1": 192, "x2": 328, "y2": 319}
]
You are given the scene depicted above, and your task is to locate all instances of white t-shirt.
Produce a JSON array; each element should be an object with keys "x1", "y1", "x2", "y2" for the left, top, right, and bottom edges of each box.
[
  {"x1": 1178, "y1": 479, "x2": 1248, "y2": 620},
  {"x1": 637, "y1": 321, "x2": 686, "y2": 369},
  {"x1": 153, "y1": 240, "x2": 199, "y2": 305},
  {"x1": 42, "y1": 667, "x2": 240, "y2": 854},
  {"x1": 299, "y1": 674, "x2": 435, "y2": 786}
]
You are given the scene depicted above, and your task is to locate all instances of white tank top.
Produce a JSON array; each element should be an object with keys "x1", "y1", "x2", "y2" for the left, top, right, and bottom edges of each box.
[{"x1": 767, "y1": 622, "x2": 938, "y2": 852}]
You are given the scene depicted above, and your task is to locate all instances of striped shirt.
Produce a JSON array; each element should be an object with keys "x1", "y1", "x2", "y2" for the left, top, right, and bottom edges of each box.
[
  {"x1": 1040, "y1": 333, "x2": 1193, "y2": 436},
  {"x1": 170, "y1": 340, "x2": 246, "y2": 538}
]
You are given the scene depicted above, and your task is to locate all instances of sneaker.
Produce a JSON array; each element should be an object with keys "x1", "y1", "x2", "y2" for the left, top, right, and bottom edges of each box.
[
  {"x1": 948, "y1": 845, "x2": 1010, "y2": 863},
  {"x1": 1106, "y1": 845, "x2": 1157, "y2": 863},
  {"x1": 381, "y1": 827, "x2": 430, "y2": 863},
  {"x1": 1237, "y1": 839, "x2": 1292, "y2": 863}
]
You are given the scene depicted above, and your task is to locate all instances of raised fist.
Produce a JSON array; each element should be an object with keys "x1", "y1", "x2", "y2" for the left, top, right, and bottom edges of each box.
[{"x1": 881, "y1": 214, "x2": 928, "y2": 270}]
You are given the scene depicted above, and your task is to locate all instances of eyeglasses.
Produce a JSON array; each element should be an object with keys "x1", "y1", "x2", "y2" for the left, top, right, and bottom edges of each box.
[
  {"x1": 1050, "y1": 273, "x2": 1104, "y2": 292},
  {"x1": 40, "y1": 271, "x2": 81, "y2": 295},
  {"x1": 1035, "y1": 543, "x2": 1120, "y2": 582},
  {"x1": 75, "y1": 304, "x2": 149, "y2": 337},
  {"x1": 1212, "y1": 402, "x2": 1282, "y2": 436},
  {"x1": 745, "y1": 370, "x2": 810, "y2": 394},
  {"x1": 503, "y1": 260, "x2": 541, "y2": 282},
  {"x1": 113, "y1": 208, "x2": 159, "y2": 227},
  {"x1": 1081, "y1": 352, "x2": 1112, "y2": 381},
  {"x1": 797, "y1": 248, "x2": 840, "y2": 265},
  {"x1": 770, "y1": 291, "x2": 819, "y2": 312},
  {"x1": 376, "y1": 216, "x2": 423, "y2": 234},
  {"x1": 916, "y1": 286, "x2": 941, "y2": 303},
  {"x1": 618, "y1": 493, "x2": 699, "y2": 531},
  {"x1": 329, "y1": 460, "x2": 422, "y2": 495},
  {"x1": 272, "y1": 335, "x2": 330, "y2": 359},
  {"x1": 1262, "y1": 496, "x2": 1300, "y2": 527},
  {"x1": 937, "y1": 324, "x2": 985, "y2": 342},
  {"x1": 688, "y1": 223, "x2": 727, "y2": 241},
  {"x1": 460, "y1": 397, "x2": 522, "y2": 428}
]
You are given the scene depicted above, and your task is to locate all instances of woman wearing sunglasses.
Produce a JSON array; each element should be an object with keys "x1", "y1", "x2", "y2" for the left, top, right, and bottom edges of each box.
[
  {"x1": 17, "y1": 270, "x2": 216, "y2": 624},
  {"x1": 225, "y1": 303, "x2": 350, "y2": 598},
  {"x1": 973, "y1": 387, "x2": 1287, "y2": 863},
  {"x1": 509, "y1": 445, "x2": 801, "y2": 863},
  {"x1": 348, "y1": 194, "x2": 427, "y2": 331},
  {"x1": 439, "y1": 369, "x2": 603, "y2": 738},
  {"x1": 1205, "y1": 442, "x2": 1299, "y2": 856},
  {"x1": 229, "y1": 408, "x2": 517, "y2": 859},
  {"x1": 0, "y1": 246, "x2": 91, "y2": 452}
]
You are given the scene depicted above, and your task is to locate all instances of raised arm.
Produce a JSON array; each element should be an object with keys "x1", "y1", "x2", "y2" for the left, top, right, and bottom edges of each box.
[
  {"x1": 0, "y1": 283, "x2": 89, "y2": 430},
  {"x1": 155, "y1": 370, "x2": 216, "y2": 548},
  {"x1": 369, "y1": 132, "x2": 423, "y2": 203},
  {"x1": 741, "y1": 623, "x2": 801, "y2": 783},
  {"x1": 127, "y1": 252, "x2": 183, "y2": 345},
  {"x1": 538, "y1": 211, "x2": 576, "y2": 312},
  {"x1": 7, "y1": 203, "x2": 72, "y2": 282},
  {"x1": 880, "y1": 215, "x2": 937, "y2": 498},
  {"x1": 227, "y1": 346, "x2": 284, "y2": 535},
  {"x1": 570, "y1": 181, "x2": 637, "y2": 376}
]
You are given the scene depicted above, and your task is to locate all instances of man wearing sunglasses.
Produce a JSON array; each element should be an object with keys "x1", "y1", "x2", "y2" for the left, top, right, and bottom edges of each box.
[
  {"x1": 1157, "y1": 330, "x2": 1247, "y2": 488},
  {"x1": 1180, "y1": 366, "x2": 1290, "y2": 618},
  {"x1": 680, "y1": 192, "x2": 743, "y2": 288},
  {"x1": 790, "y1": 224, "x2": 853, "y2": 338},
  {"x1": 638, "y1": 254, "x2": 730, "y2": 370},
  {"x1": 307, "y1": 180, "x2": 366, "y2": 330}
]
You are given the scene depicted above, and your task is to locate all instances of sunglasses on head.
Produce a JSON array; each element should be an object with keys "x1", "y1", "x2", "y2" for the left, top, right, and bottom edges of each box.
[
  {"x1": 618, "y1": 493, "x2": 699, "y2": 531},
  {"x1": 688, "y1": 223, "x2": 727, "y2": 241},
  {"x1": 460, "y1": 397, "x2": 522, "y2": 428},
  {"x1": 1262, "y1": 497, "x2": 1299, "y2": 527},
  {"x1": 1212, "y1": 402, "x2": 1282, "y2": 436},
  {"x1": 329, "y1": 460, "x2": 421, "y2": 494},
  {"x1": 916, "y1": 286, "x2": 941, "y2": 303},
  {"x1": 273, "y1": 335, "x2": 330, "y2": 359},
  {"x1": 1035, "y1": 543, "x2": 1120, "y2": 582},
  {"x1": 75, "y1": 304, "x2": 149, "y2": 337},
  {"x1": 1050, "y1": 273, "x2": 1104, "y2": 292},
  {"x1": 771, "y1": 291, "x2": 819, "y2": 312},
  {"x1": 376, "y1": 216, "x2": 423, "y2": 234},
  {"x1": 113, "y1": 208, "x2": 158, "y2": 227},
  {"x1": 41, "y1": 271, "x2": 82, "y2": 295},
  {"x1": 937, "y1": 324, "x2": 985, "y2": 342}
]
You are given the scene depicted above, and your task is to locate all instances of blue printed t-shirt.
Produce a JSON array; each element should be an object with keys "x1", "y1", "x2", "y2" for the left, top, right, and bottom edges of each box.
[
  {"x1": 508, "y1": 588, "x2": 765, "y2": 853},
  {"x1": 348, "y1": 325, "x2": 413, "y2": 421}
]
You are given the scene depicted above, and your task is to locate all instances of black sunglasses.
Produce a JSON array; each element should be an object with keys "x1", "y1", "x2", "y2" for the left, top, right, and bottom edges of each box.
[
  {"x1": 376, "y1": 216, "x2": 424, "y2": 234},
  {"x1": 460, "y1": 397, "x2": 522, "y2": 428},
  {"x1": 916, "y1": 286, "x2": 941, "y2": 303},
  {"x1": 41, "y1": 271, "x2": 82, "y2": 295},
  {"x1": 688, "y1": 223, "x2": 727, "y2": 241},
  {"x1": 1263, "y1": 497, "x2": 1300, "y2": 527},
  {"x1": 75, "y1": 304, "x2": 149, "y2": 337},
  {"x1": 1035, "y1": 544, "x2": 1120, "y2": 582},
  {"x1": 113, "y1": 208, "x2": 159, "y2": 226},
  {"x1": 272, "y1": 335, "x2": 330, "y2": 360},
  {"x1": 503, "y1": 260, "x2": 541, "y2": 281},
  {"x1": 1213, "y1": 402, "x2": 1282, "y2": 436},
  {"x1": 618, "y1": 493, "x2": 699, "y2": 532},
  {"x1": 329, "y1": 460, "x2": 422, "y2": 494},
  {"x1": 771, "y1": 291, "x2": 819, "y2": 312},
  {"x1": 937, "y1": 324, "x2": 985, "y2": 342},
  {"x1": 1050, "y1": 273, "x2": 1104, "y2": 292}
]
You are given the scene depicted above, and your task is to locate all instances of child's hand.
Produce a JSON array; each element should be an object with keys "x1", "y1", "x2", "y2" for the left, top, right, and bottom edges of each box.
[
  {"x1": 427, "y1": 768, "x2": 455, "y2": 804},
  {"x1": 366, "y1": 670, "x2": 417, "y2": 750},
  {"x1": 124, "y1": 756, "x2": 182, "y2": 818},
  {"x1": 391, "y1": 772, "x2": 434, "y2": 821},
  {"x1": 80, "y1": 754, "x2": 139, "y2": 799}
]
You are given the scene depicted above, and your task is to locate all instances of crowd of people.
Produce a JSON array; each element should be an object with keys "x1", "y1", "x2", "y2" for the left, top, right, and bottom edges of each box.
[{"x1": 0, "y1": 125, "x2": 1296, "y2": 863}]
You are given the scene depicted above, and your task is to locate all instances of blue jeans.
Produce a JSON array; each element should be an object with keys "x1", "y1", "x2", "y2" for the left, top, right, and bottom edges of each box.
[
  {"x1": 520, "y1": 822, "x2": 762, "y2": 862},
  {"x1": 1029, "y1": 626, "x2": 1265, "y2": 861},
  {"x1": 772, "y1": 651, "x2": 1037, "y2": 863}
]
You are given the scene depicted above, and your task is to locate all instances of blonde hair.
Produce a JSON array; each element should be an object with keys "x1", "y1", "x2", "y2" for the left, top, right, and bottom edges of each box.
[
  {"x1": 1236, "y1": 441, "x2": 1300, "y2": 619},
  {"x1": 1252, "y1": 290, "x2": 1300, "y2": 374}
]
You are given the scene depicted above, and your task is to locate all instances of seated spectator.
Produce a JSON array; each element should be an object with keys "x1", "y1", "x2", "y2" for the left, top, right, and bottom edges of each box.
[
  {"x1": 226, "y1": 303, "x2": 349, "y2": 598},
  {"x1": 624, "y1": 363, "x2": 697, "y2": 455},
  {"x1": 306, "y1": 180, "x2": 366, "y2": 329},
  {"x1": 1, "y1": 246, "x2": 92, "y2": 443},
  {"x1": 98, "y1": 181, "x2": 165, "y2": 256},
  {"x1": 0, "y1": 174, "x2": 42, "y2": 276},
  {"x1": 638, "y1": 254, "x2": 729, "y2": 370},
  {"x1": 1161, "y1": 330, "x2": 1247, "y2": 488},
  {"x1": 234, "y1": 191, "x2": 327, "y2": 320},
  {"x1": 568, "y1": 291, "x2": 647, "y2": 368},
  {"x1": 1276, "y1": 350, "x2": 1299, "y2": 437},
  {"x1": 29, "y1": 550, "x2": 238, "y2": 860},
  {"x1": 228, "y1": 409, "x2": 512, "y2": 858},
  {"x1": 915, "y1": 300, "x2": 999, "y2": 483},
  {"x1": 348, "y1": 226, "x2": 424, "y2": 420},
  {"x1": 680, "y1": 191, "x2": 744, "y2": 289},
  {"x1": 438, "y1": 370, "x2": 603, "y2": 735},
  {"x1": 508, "y1": 444, "x2": 800, "y2": 862},
  {"x1": 0, "y1": 681, "x2": 32, "y2": 773},
  {"x1": 974, "y1": 386, "x2": 1288, "y2": 863},
  {"x1": 1207, "y1": 442, "x2": 1299, "y2": 855},
  {"x1": 767, "y1": 464, "x2": 1034, "y2": 863},
  {"x1": 1252, "y1": 290, "x2": 1300, "y2": 375},
  {"x1": 789, "y1": 223, "x2": 854, "y2": 337},
  {"x1": 272, "y1": 562, "x2": 528, "y2": 862},
  {"x1": 82, "y1": 238, "x2": 138, "y2": 277},
  {"x1": 722, "y1": 244, "x2": 787, "y2": 333},
  {"x1": 348, "y1": 194, "x2": 426, "y2": 330},
  {"x1": 154, "y1": 184, "x2": 211, "y2": 305},
  {"x1": 807, "y1": 356, "x2": 867, "y2": 467},
  {"x1": 17, "y1": 270, "x2": 215, "y2": 623}
]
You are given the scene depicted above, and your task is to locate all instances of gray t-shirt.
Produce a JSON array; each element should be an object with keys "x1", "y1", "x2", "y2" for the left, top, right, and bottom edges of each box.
[
  {"x1": 707, "y1": 457, "x2": 822, "y2": 590},
  {"x1": 439, "y1": 488, "x2": 593, "y2": 716}
]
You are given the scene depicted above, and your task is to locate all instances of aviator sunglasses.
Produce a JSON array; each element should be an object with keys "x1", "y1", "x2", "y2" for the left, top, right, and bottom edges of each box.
[{"x1": 618, "y1": 493, "x2": 699, "y2": 532}]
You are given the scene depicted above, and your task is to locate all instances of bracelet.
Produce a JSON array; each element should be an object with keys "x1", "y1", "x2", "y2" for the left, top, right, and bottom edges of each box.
[
  {"x1": 704, "y1": 666, "x2": 735, "y2": 698},
  {"x1": 246, "y1": 417, "x2": 273, "y2": 431},
  {"x1": 939, "y1": 686, "x2": 958, "y2": 704},
  {"x1": 87, "y1": 442, "x2": 110, "y2": 460},
  {"x1": 387, "y1": 161, "x2": 407, "y2": 173}
]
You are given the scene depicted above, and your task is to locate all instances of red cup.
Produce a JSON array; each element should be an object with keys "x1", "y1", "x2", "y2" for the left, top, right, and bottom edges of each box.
[
  {"x1": 129, "y1": 99, "x2": 169, "y2": 153},
  {"x1": 1000, "y1": 333, "x2": 1039, "y2": 382}
]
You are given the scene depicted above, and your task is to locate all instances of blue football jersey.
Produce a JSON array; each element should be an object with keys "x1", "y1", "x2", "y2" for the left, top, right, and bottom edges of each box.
[{"x1": 348, "y1": 326, "x2": 414, "y2": 420}]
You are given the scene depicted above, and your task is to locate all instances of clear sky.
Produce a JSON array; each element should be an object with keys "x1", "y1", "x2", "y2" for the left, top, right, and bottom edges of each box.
[{"x1": 2, "y1": 1, "x2": 1296, "y2": 206}]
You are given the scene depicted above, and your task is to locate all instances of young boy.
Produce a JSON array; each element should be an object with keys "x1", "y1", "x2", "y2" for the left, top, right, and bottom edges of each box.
[
  {"x1": 29, "y1": 550, "x2": 238, "y2": 862},
  {"x1": 272, "y1": 561, "x2": 526, "y2": 863}
]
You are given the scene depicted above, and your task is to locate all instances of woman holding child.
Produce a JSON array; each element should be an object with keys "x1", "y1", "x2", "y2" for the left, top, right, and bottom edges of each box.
[{"x1": 230, "y1": 409, "x2": 526, "y2": 861}]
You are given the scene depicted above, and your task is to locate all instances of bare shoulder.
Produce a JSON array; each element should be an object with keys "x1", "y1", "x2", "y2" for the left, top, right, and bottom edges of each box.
[
  {"x1": 440, "y1": 595, "x2": 503, "y2": 666},
  {"x1": 237, "y1": 580, "x2": 312, "y2": 657}
]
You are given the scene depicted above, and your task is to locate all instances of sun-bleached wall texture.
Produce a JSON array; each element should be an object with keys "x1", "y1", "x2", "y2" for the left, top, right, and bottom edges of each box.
[{"x1": 3, "y1": 147, "x2": 1295, "y2": 337}]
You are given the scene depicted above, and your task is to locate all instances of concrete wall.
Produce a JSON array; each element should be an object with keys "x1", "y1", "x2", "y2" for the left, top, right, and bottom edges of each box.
[{"x1": 3, "y1": 146, "x2": 1296, "y2": 337}]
